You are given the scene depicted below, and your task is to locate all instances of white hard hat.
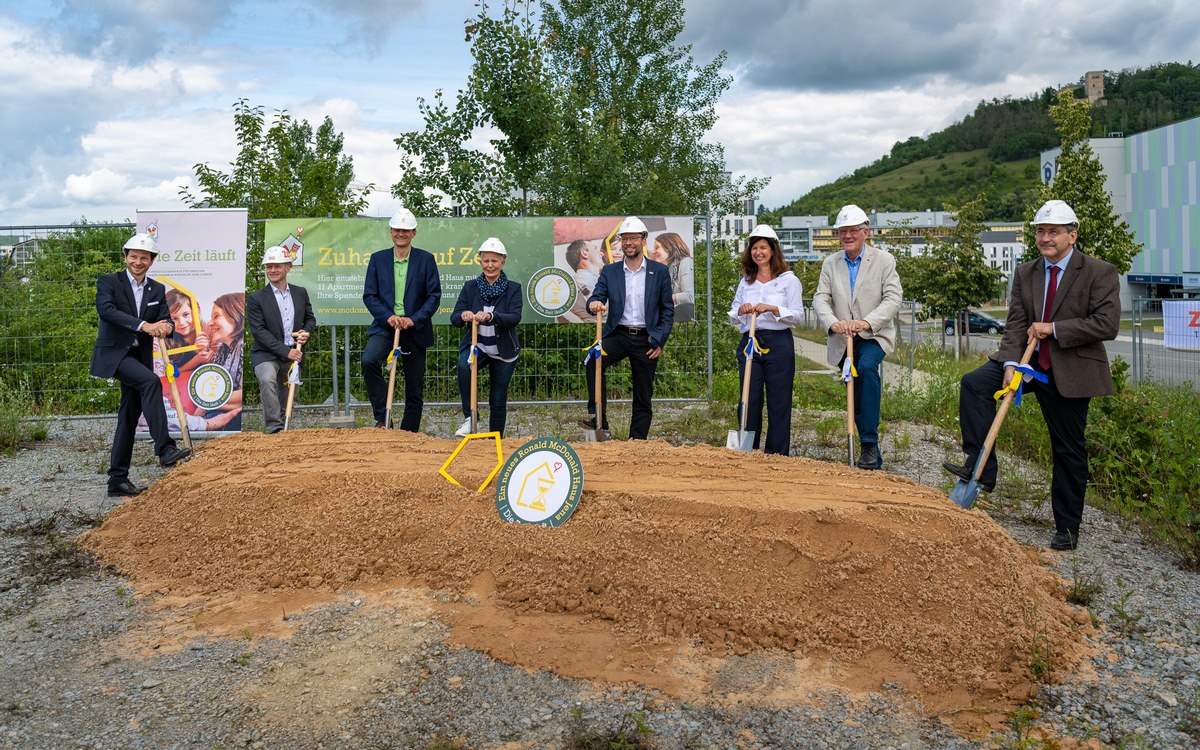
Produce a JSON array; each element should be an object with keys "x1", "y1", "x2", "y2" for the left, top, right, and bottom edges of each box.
[
  {"x1": 478, "y1": 237, "x2": 507, "y2": 257},
  {"x1": 1033, "y1": 200, "x2": 1079, "y2": 226},
  {"x1": 123, "y1": 233, "x2": 159, "y2": 255},
  {"x1": 617, "y1": 216, "x2": 648, "y2": 235},
  {"x1": 748, "y1": 224, "x2": 779, "y2": 241},
  {"x1": 834, "y1": 205, "x2": 870, "y2": 229},
  {"x1": 262, "y1": 245, "x2": 293, "y2": 265},
  {"x1": 388, "y1": 208, "x2": 418, "y2": 230}
]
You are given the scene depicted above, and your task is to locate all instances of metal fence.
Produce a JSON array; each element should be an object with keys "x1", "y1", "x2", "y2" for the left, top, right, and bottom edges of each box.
[
  {"x1": 1130, "y1": 298, "x2": 1200, "y2": 391},
  {"x1": 1, "y1": 221, "x2": 717, "y2": 416}
]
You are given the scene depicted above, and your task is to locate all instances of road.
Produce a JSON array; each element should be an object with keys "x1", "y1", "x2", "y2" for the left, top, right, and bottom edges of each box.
[{"x1": 902, "y1": 323, "x2": 1199, "y2": 391}]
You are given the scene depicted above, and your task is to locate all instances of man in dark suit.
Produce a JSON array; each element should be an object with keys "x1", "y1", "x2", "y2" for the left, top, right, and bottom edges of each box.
[
  {"x1": 946, "y1": 200, "x2": 1120, "y2": 550},
  {"x1": 361, "y1": 208, "x2": 442, "y2": 431},
  {"x1": 247, "y1": 245, "x2": 317, "y2": 433},
  {"x1": 90, "y1": 234, "x2": 191, "y2": 497},
  {"x1": 579, "y1": 216, "x2": 675, "y2": 440}
]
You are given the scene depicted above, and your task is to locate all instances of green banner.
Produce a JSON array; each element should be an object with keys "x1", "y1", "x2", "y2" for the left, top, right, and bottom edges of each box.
[{"x1": 263, "y1": 216, "x2": 695, "y2": 326}]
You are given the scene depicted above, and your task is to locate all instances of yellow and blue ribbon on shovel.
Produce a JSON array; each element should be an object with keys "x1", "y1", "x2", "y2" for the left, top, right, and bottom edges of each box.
[
  {"x1": 993, "y1": 364, "x2": 1047, "y2": 406},
  {"x1": 582, "y1": 339, "x2": 605, "y2": 365},
  {"x1": 841, "y1": 355, "x2": 858, "y2": 383},
  {"x1": 468, "y1": 344, "x2": 484, "y2": 366},
  {"x1": 164, "y1": 361, "x2": 179, "y2": 384},
  {"x1": 385, "y1": 346, "x2": 402, "y2": 372},
  {"x1": 741, "y1": 335, "x2": 770, "y2": 360},
  {"x1": 287, "y1": 360, "x2": 302, "y2": 386}
]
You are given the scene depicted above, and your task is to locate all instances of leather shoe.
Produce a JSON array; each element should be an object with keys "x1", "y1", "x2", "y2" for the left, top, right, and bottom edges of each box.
[
  {"x1": 374, "y1": 420, "x2": 392, "y2": 429},
  {"x1": 1049, "y1": 530, "x2": 1078, "y2": 551},
  {"x1": 577, "y1": 416, "x2": 610, "y2": 431},
  {"x1": 107, "y1": 480, "x2": 144, "y2": 498},
  {"x1": 942, "y1": 461, "x2": 995, "y2": 492},
  {"x1": 856, "y1": 443, "x2": 882, "y2": 470},
  {"x1": 159, "y1": 446, "x2": 192, "y2": 468}
]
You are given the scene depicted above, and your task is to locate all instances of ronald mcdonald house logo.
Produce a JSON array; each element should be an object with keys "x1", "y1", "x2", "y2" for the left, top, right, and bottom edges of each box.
[
  {"x1": 188, "y1": 363, "x2": 234, "y2": 411},
  {"x1": 495, "y1": 437, "x2": 583, "y2": 527},
  {"x1": 526, "y1": 267, "x2": 577, "y2": 318}
]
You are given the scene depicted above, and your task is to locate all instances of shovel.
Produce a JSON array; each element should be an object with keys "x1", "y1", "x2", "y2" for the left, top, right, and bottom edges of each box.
[
  {"x1": 383, "y1": 327, "x2": 401, "y2": 429},
  {"x1": 950, "y1": 338, "x2": 1039, "y2": 509},
  {"x1": 283, "y1": 339, "x2": 304, "y2": 431},
  {"x1": 582, "y1": 309, "x2": 609, "y2": 442},
  {"x1": 156, "y1": 337, "x2": 191, "y2": 449},
  {"x1": 844, "y1": 333, "x2": 855, "y2": 467},
  {"x1": 726, "y1": 313, "x2": 758, "y2": 451},
  {"x1": 468, "y1": 320, "x2": 479, "y2": 434}
]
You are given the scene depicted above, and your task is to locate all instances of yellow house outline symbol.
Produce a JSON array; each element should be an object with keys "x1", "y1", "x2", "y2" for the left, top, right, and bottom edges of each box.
[
  {"x1": 539, "y1": 278, "x2": 565, "y2": 306},
  {"x1": 515, "y1": 461, "x2": 556, "y2": 512}
]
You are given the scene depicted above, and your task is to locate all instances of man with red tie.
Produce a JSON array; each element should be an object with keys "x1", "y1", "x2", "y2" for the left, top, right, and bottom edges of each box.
[{"x1": 945, "y1": 200, "x2": 1120, "y2": 550}]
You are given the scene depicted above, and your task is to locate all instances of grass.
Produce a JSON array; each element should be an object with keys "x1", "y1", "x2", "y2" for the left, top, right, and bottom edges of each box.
[
  {"x1": 565, "y1": 707, "x2": 657, "y2": 750},
  {"x1": 2, "y1": 503, "x2": 103, "y2": 618},
  {"x1": 0, "y1": 380, "x2": 50, "y2": 454}
]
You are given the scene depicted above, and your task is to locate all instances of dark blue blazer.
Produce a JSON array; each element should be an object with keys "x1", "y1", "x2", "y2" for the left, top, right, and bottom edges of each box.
[
  {"x1": 362, "y1": 246, "x2": 442, "y2": 348},
  {"x1": 451, "y1": 277, "x2": 523, "y2": 359},
  {"x1": 247, "y1": 283, "x2": 317, "y2": 368},
  {"x1": 587, "y1": 258, "x2": 674, "y2": 349},
  {"x1": 90, "y1": 271, "x2": 173, "y2": 378}
]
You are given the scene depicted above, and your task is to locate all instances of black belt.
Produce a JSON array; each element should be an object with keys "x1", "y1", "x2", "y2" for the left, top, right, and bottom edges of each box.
[{"x1": 618, "y1": 325, "x2": 647, "y2": 335}]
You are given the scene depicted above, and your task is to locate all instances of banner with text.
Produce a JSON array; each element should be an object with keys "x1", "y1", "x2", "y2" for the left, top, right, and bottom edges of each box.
[
  {"x1": 1163, "y1": 300, "x2": 1200, "y2": 350},
  {"x1": 265, "y1": 216, "x2": 696, "y2": 326},
  {"x1": 136, "y1": 208, "x2": 248, "y2": 435}
]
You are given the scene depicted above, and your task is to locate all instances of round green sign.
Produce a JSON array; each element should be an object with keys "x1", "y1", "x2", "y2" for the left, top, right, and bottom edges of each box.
[{"x1": 495, "y1": 437, "x2": 584, "y2": 526}]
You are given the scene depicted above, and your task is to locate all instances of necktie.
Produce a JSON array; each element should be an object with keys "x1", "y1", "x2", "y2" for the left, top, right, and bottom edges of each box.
[{"x1": 1038, "y1": 265, "x2": 1059, "y2": 370}]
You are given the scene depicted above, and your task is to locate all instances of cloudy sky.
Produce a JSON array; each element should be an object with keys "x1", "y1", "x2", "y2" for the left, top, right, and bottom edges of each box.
[{"x1": 2, "y1": 0, "x2": 1198, "y2": 227}]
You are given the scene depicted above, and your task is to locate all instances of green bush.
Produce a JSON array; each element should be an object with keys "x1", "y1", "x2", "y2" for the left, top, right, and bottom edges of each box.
[{"x1": 1088, "y1": 359, "x2": 1200, "y2": 570}]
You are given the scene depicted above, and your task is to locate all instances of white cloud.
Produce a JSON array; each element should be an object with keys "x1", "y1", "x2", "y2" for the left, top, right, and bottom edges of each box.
[{"x1": 64, "y1": 168, "x2": 131, "y2": 203}]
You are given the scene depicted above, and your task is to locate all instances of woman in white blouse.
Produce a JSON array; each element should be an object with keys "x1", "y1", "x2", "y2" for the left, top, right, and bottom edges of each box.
[{"x1": 728, "y1": 225, "x2": 804, "y2": 455}]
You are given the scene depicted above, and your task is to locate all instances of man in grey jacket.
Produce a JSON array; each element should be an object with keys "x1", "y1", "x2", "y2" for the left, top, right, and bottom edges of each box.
[
  {"x1": 247, "y1": 245, "x2": 316, "y2": 433},
  {"x1": 812, "y1": 204, "x2": 903, "y2": 470}
]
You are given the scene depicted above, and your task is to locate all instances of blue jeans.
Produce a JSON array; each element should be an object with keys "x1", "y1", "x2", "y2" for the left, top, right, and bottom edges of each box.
[
  {"x1": 841, "y1": 336, "x2": 885, "y2": 445},
  {"x1": 457, "y1": 349, "x2": 517, "y2": 436}
]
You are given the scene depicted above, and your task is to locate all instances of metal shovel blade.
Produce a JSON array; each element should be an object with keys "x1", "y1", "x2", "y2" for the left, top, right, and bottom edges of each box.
[
  {"x1": 949, "y1": 479, "x2": 982, "y2": 510},
  {"x1": 726, "y1": 428, "x2": 755, "y2": 451},
  {"x1": 582, "y1": 427, "x2": 609, "y2": 442}
]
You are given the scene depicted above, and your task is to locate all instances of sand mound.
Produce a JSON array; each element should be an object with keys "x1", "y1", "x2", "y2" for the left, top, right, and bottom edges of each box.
[{"x1": 83, "y1": 429, "x2": 1090, "y2": 716}]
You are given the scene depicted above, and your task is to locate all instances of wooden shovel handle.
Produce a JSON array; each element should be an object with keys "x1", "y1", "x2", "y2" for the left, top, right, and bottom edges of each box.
[{"x1": 974, "y1": 338, "x2": 1039, "y2": 481}]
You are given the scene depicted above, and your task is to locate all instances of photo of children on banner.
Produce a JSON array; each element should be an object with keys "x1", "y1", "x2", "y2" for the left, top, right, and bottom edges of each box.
[
  {"x1": 552, "y1": 217, "x2": 695, "y2": 325},
  {"x1": 141, "y1": 282, "x2": 245, "y2": 433}
]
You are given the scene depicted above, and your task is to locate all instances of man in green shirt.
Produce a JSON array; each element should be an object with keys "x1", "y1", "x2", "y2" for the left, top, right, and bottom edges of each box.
[{"x1": 361, "y1": 208, "x2": 442, "y2": 430}]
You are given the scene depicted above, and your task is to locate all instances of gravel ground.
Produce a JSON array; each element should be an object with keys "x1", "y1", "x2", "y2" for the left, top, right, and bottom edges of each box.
[{"x1": 2, "y1": 405, "x2": 1198, "y2": 750}]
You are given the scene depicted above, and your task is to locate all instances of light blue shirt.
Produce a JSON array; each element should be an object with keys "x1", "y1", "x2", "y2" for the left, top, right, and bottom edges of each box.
[{"x1": 843, "y1": 252, "x2": 863, "y2": 294}]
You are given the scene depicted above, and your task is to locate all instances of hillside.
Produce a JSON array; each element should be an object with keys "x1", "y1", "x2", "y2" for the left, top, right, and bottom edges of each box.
[
  {"x1": 781, "y1": 150, "x2": 1041, "y2": 221},
  {"x1": 776, "y1": 62, "x2": 1200, "y2": 221}
]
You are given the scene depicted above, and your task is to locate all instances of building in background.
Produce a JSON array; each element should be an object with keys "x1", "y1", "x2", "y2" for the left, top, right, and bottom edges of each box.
[{"x1": 1041, "y1": 114, "x2": 1200, "y2": 305}]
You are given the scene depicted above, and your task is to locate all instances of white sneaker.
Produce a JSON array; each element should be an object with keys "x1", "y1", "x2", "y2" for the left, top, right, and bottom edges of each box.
[{"x1": 455, "y1": 418, "x2": 472, "y2": 437}]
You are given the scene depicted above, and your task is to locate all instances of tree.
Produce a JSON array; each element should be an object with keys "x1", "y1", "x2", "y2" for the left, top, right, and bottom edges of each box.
[
  {"x1": 911, "y1": 196, "x2": 1003, "y2": 353},
  {"x1": 180, "y1": 99, "x2": 372, "y2": 221},
  {"x1": 392, "y1": 87, "x2": 518, "y2": 217},
  {"x1": 1026, "y1": 90, "x2": 1141, "y2": 273},
  {"x1": 391, "y1": 0, "x2": 766, "y2": 217}
]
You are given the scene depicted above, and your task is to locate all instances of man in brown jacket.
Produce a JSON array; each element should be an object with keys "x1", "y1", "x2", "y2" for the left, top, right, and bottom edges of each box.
[{"x1": 945, "y1": 200, "x2": 1120, "y2": 551}]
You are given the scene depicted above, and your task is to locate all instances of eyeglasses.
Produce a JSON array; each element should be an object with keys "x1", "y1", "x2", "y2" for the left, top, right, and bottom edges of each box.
[
  {"x1": 1035, "y1": 228, "x2": 1071, "y2": 238},
  {"x1": 837, "y1": 228, "x2": 864, "y2": 237}
]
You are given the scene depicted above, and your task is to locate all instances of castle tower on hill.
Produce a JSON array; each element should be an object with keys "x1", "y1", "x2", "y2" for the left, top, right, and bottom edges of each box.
[{"x1": 1085, "y1": 70, "x2": 1105, "y2": 103}]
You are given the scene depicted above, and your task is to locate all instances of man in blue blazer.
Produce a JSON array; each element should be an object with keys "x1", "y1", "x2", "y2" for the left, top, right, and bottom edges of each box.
[
  {"x1": 247, "y1": 245, "x2": 317, "y2": 433},
  {"x1": 90, "y1": 234, "x2": 191, "y2": 497},
  {"x1": 361, "y1": 208, "x2": 442, "y2": 431},
  {"x1": 581, "y1": 216, "x2": 675, "y2": 439}
]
